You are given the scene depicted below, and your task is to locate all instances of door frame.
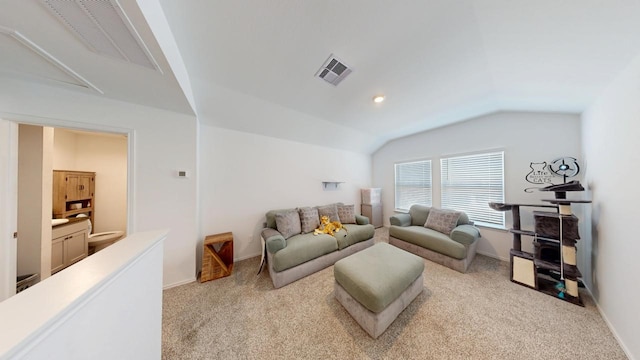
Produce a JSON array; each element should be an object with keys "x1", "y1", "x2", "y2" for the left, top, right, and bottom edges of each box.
[
  {"x1": 0, "y1": 112, "x2": 135, "y2": 300},
  {"x1": 0, "y1": 119, "x2": 18, "y2": 301}
]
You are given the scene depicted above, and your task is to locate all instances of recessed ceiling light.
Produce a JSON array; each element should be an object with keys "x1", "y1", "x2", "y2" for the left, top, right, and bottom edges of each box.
[{"x1": 373, "y1": 95, "x2": 385, "y2": 103}]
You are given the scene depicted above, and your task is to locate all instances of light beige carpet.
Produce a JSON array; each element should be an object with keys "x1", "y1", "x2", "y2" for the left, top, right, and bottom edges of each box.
[{"x1": 162, "y1": 228, "x2": 627, "y2": 359}]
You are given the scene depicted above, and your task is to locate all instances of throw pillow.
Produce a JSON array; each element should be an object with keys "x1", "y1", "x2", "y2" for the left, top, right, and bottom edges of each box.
[
  {"x1": 317, "y1": 204, "x2": 340, "y2": 223},
  {"x1": 337, "y1": 204, "x2": 356, "y2": 224},
  {"x1": 424, "y1": 208, "x2": 462, "y2": 235},
  {"x1": 275, "y1": 210, "x2": 302, "y2": 239},
  {"x1": 298, "y1": 207, "x2": 320, "y2": 233}
]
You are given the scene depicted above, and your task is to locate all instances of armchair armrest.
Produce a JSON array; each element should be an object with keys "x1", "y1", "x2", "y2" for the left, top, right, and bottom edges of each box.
[
  {"x1": 390, "y1": 213, "x2": 411, "y2": 227},
  {"x1": 261, "y1": 228, "x2": 286, "y2": 253},
  {"x1": 450, "y1": 224, "x2": 481, "y2": 246},
  {"x1": 355, "y1": 214, "x2": 370, "y2": 225}
]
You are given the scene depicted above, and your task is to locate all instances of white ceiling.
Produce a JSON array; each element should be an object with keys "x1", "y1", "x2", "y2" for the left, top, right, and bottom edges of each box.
[
  {"x1": 2, "y1": 1, "x2": 640, "y2": 154},
  {"x1": 0, "y1": 0, "x2": 193, "y2": 115}
]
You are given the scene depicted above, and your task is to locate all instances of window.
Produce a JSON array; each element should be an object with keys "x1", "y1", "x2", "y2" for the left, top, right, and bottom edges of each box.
[
  {"x1": 394, "y1": 160, "x2": 432, "y2": 211},
  {"x1": 441, "y1": 151, "x2": 504, "y2": 227}
]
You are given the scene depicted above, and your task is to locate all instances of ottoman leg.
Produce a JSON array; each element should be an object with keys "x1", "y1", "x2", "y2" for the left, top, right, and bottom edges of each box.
[{"x1": 334, "y1": 273, "x2": 424, "y2": 338}]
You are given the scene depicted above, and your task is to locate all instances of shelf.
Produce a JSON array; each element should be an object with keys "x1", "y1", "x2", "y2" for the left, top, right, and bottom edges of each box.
[
  {"x1": 532, "y1": 211, "x2": 578, "y2": 219},
  {"x1": 57, "y1": 207, "x2": 93, "y2": 217},
  {"x1": 534, "y1": 259, "x2": 582, "y2": 279},
  {"x1": 489, "y1": 202, "x2": 558, "y2": 211},
  {"x1": 542, "y1": 199, "x2": 592, "y2": 204},
  {"x1": 53, "y1": 170, "x2": 96, "y2": 229},
  {"x1": 509, "y1": 229, "x2": 553, "y2": 240},
  {"x1": 536, "y1": 277, "x2": 583, "y2": 306},
  {"x1": 322, "y1": 181, "x2": 344, "y2": 190}
]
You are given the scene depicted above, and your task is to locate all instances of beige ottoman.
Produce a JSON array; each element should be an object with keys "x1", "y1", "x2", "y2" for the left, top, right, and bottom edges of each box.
[{"x1": 334, "y1": 243, "x2": 424, "y2": 338}]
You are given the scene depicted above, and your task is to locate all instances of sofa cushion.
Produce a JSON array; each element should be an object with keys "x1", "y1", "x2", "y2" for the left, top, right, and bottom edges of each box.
[
  {"x1": 450, "y1": 224, "x2": 481, "y2": 246},
  {"x1": 272, "y1": 233, "x2": 338, "y2": 272},
  {"x1": 424, "y1": 208, "x2": 462, "y2": 235},
  {"x1": 390, "y1": 213, "x2": 411, "y2": 227},
  {"x1": 275, "y1": 210, "x2": 301, "y2": 239},
  {"x1": 335, "y1": 223, "x2": 375, "y2": 250},
  {"x1": 262, "y1": 228, "x2": 286, "y2": 253},
  {"x1": 456, "y1": 212, "x2": 470, "y2": 226},
  {"x1": 298, "y1": 207, "x2": 320, "y2": 233},
  {"x1": 317, "y1": 204, "x2": 340, "y2": 222},
  {"x1": 266, "y1": 208, "x2": 295, "y2": 229},
  {"x1": 409, "y1": 204, "x2": 431, "y2": 226},
  {"x1": 355, "y1": 214, "x2": 370, "y2": 225},
  {"x1": 337, "y1": 204, "x2": 356, "y2": 224},
  {"x1": 389, "y1": 225, "x2": 466, "y2": 260}
]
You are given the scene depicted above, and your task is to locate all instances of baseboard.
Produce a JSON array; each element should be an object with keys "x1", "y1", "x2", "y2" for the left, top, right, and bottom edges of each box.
[
  {"x1": 167, "y1": 254, "x2": 261, "y2": 291},
  {"x1": 235, "y1": 252, "x2": 261, "y2": 262},
  {"x1": 583, "y1": 285, "x2": 635, "y2": 360},
  {"x1": 163, "y1": 277, "x2": 196, "y2": 290},
  {"x1": 476, "y1": 250, "x2": 509, "y2": 262}
]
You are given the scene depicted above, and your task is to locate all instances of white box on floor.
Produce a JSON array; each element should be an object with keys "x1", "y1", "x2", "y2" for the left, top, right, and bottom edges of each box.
[{"x1": 361, "y1": 188, "x2": 381, "y2": 205}]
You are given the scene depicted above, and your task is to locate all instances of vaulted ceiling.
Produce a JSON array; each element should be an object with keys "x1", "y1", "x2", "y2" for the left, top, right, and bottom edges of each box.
[{"x1": 2, "y1": 1, "x2": 640, "y2": 153}]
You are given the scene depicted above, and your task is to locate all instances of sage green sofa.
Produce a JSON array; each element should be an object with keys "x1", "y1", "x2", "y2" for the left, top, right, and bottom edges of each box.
[
  {"x1": 389, "y1": 205, "x2": 480, "y2": 273},
  {"x1": 261, "y1": 204, "x2": 375, "y2": 288}
]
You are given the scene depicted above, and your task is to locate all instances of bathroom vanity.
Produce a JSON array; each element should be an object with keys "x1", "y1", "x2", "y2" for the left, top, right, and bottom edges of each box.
[
  {"x1": 51, "y1": 218, "x2": 89, "y2": 274},
  {"x1": 52, "y1": 170, "x2": 96, "y2": 227}
]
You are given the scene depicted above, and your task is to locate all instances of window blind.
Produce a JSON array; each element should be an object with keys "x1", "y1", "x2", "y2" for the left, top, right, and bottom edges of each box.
[
  {"x1": 441, "y1": 151, "x2": 504, "y2": 226},
  {"x1": 394, "y1": 160, "x2": 432, "y2": 211}
]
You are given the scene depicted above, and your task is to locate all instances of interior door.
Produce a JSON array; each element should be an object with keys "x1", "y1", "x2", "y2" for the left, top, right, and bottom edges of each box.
[{"x1": 0, "y1": 119, "x2": 18, "y2": 301}]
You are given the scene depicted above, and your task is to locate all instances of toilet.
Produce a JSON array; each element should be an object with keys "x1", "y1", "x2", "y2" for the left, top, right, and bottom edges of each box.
[
  {"x1": 88, "y1": 229, "x2": 125, "y2": 254},
  {"x1": 77, "y1": 214, "x2": 125, "y2": 254}
]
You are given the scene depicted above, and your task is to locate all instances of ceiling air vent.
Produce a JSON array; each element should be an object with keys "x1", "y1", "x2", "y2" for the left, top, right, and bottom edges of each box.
[
  {"x1": 315, "y1": 54, "x2": 352, "y2": 86},
  {"x1": 41, "y1": 0, "x2": 162, "y2": 72}
]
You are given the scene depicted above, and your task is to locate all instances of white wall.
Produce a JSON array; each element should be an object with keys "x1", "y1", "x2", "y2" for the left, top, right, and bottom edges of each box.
[
  {"x1": 581, "y1": 53, "x2": 640, "y2": 360},
  {"x1": 198, "y1": 125, "x2": 372, "y2": 263},
  {"x1": 372, "y1": 111, "x2": 582, "y2": 262},
  {"x1": 17, "y1": 125, "x2": 53, "y2": 280},
  {"x1": 53, "y1": 129, "x2": 128, "y2": 234},
  {"x1": 51, "y1": 129, "x2": 77, "y2": 169},
  {"x1": 0, "y1": 78, "x2": 198, "y2": 288}
]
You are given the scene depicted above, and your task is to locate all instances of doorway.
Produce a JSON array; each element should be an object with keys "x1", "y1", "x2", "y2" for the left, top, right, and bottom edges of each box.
[{"x1": 15, "y1": 125, "x2": 128, "y2": 291}]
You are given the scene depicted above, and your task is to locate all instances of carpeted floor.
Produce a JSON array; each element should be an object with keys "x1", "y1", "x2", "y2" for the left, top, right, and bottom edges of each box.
[{"x1": 162, "y1": 228, "x2": 627, "y2": 359}]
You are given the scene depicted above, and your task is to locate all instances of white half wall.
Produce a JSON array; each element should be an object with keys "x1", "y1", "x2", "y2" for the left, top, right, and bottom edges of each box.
[
  {"x1": 0, "y1": 78, "x2": 198, "y2": 288},
  {"x1": 581, "y1": 53, "x2": 640, "y2": 360},
  {"x1": 0, "y1": 230, "x2": 166, "y2": 360},
  {"x1": 198, "y1": 125, "x2": 372, "y2": 264},
  {"x1": 372, "y1": 111, "x2": 582, "y2": 262}
]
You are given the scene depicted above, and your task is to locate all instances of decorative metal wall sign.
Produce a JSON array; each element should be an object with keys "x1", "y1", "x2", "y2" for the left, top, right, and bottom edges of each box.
[
  {"x1": 524, "y1": 157, "x2": 581, "y2": 193},
  {"x1": 525, "y1": 162, "x2": 553, "y2": 185}
]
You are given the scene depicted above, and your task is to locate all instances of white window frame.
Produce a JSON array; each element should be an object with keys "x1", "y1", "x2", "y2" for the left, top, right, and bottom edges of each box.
[
  {"x1": 394, "y1": 159, "x2": 432, "y2": 212},
  {"x1": 440, "y1": 151, "x2": 505, "y2": 228}
]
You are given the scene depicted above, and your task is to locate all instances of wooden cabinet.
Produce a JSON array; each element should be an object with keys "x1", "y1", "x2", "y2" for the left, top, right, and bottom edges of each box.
[
  {"x1": 65, "y1": 173, "x2": 93, "y2": 201},
  {"x1": 51, "y1": 237, "x2": 65, "y2": 274},
  {"x1": 53, "y1": 170, "x2": 95, "y2": 226},
  {"x1": 51, "y1": 219, "x2": 89, "y2": 274}
]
